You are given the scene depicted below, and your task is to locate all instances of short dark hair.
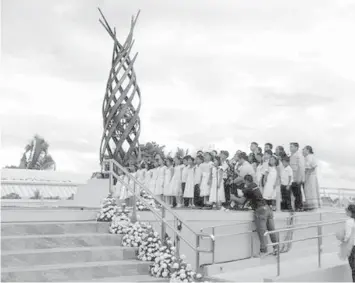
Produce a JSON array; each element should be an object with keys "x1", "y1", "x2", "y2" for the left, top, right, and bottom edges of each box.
[
  {"x1": 238, "y1": 152, "x2": 248, "y2": 161},
  {"x1": 347, "y1": 204, "x2": 355, "y2": 219},
  {"x1": 183, "y1": 155, "x2": 190, "y2": 161},
  {"x1": 187, "y1": 156, "x2": 194, "y2": 162},
  {"x1": 290, "y1": 142, "x2": 299, "y2": 148},
  {"x1": 244, "y1": 174, "x2": 253, "y2": 183},
  {"x1": 265, "y1": 143, "x2": 273, "y2": 149},
  {"x1": 196, "y1": 155, "x2": 204, "y2": 162},
  {"x1": 305, "y1": 145, "x2": 314, "y2": 154},
  {"x1": 220, "y1": 150, "x2": 229, "y2": 158},
  {"x1": 251, "y1": 142, "x2": 258, "y2": 147}
]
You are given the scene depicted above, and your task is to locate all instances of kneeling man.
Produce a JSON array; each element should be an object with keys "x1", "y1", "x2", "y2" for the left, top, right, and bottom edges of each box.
[{"x1": 230, "y1": 174, "x2": 279, "y2": 255}]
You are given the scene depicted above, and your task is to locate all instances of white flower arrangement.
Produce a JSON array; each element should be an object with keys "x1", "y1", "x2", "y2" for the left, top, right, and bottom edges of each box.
[
  {"x1": 150, "y1": 237, "x2": 176, "y2": 278},
  {"x1": 138, "y1": 230, "x2": 162, "y2": 262},
  {"x1": 96, "y1": 195, "x2": 118, "y2": 222},
  {"x1": 136, "y1": 190, "x2": 160, "y2": 211},
  {"x1": 170, "y1": 255, "x2": 204, "y2": 283},
  {"x1": 122, "y1": 222, "x2": 154, "y2": 248},
  {"x1": 109, "y1": 215, "x2": 130, "y2": 234}
]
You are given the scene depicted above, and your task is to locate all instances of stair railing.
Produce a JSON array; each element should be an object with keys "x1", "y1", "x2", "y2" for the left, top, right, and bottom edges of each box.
[
  {"x1": 264, "y1": 217, "x2": 347, "y2": 277},
  {"x1": 199, "y1": 210, "x2": 345, "y2": 264},
  {"x1": 102, "y1": 159, "x2": 215, "y2": 272}
]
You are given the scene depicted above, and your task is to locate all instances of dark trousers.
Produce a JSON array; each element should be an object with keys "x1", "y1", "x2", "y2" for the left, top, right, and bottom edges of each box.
[
  {"x1": 291, "y1": 182, "x2": 303, "y2": 210},
  {"x1": 281, "y1": 185, "x2": 292, "y2": 210},
  {"x1": 194, "y1": 184, "x2": 203, "y2": 206},
  {"x1": 223, "y1": 179, "x2": 230, "y2": 203},
  {"x1": 349, "y1": 246, "x2": 355, "y2": 282},
  {"x1": 254, "y1": 205, "x2": 279, "y2": 253}
]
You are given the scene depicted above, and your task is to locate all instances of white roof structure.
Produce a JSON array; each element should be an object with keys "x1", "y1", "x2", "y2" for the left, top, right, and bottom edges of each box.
[{"x1": 1, "y1": 169, "x2": 90, "y2": 199}]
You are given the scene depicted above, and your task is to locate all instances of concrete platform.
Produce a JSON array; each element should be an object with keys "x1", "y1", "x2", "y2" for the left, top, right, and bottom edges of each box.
[{"x1": 1, "y1": 206, "x2": 346, "y2": 275}]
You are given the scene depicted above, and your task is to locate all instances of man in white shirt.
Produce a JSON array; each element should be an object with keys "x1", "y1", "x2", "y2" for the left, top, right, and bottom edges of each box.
[
  {"x1": 233, "y1": 152, "x2": 256, "y2": 188},
  {"x1": 280, "y1": 156, "x2": 293, "y2": 211},
  {"x1": 289, "y1": 142, "x2": 305, "y2": 212}
]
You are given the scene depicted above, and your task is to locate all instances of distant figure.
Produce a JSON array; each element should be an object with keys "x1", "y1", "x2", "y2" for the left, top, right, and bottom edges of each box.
[
  {"x1": 289, "y1": 142, "x2": 305, "y2": 212},
  {"x1": 303, "y1": 146, "x2": 321, "y2": 210},
  {"x1": 280, "y1": 156, "x2": 293, "y2": 211}
]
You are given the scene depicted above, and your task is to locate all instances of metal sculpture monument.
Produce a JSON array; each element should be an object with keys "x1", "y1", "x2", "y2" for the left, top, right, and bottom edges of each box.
[{"x1": 99, "y1": 9, "x2": 142, "y2": 166}]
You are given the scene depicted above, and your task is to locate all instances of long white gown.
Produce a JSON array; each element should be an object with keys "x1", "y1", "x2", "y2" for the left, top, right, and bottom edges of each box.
[
  {"x1": 149, "y1": 168, "x2": 158, "y2": 195},
  {"x1": 169, "y1": 165, "x2": 183, "y2": 196},
  {"x1": 155, "y1": 166, "x2": 166, "y2": 195},
  {"x1": 183, "y1": 166, "x2": 195, "y2": 198},
  {"x1": 209, "y1": 167, "x2": 225, "y2": 203},
  {"x1": 163, "y1": 166, "x2": 174, "y2": 196},
  {"x1": 200, "y1": 162, "x2": 213, "y2": 197},
  {"x1": 262, "y1": 166, "x2": 277, "y2": 201},
  {"x1": 304, "y1": 154, "x2": 320, "y2": 209}
]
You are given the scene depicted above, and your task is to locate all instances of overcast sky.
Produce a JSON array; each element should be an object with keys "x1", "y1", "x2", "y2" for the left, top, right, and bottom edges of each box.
[{"x1": 1, "y1": 0, "x2": 355, "y2": 188}]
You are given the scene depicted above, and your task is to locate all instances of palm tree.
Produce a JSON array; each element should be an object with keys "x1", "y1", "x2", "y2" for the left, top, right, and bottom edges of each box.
[
  {"x1": 138, "y1": 142, "x2": 165, "y2": 164},
  {"x1": 19, "y1": 135, "x2": 56, "y2": 170},
  {"x1": 38, "y1": 154, "x2": 56, "y2": 170},
  {"x1": 175, "y1": 147, "x2": 189, "y2": 159}
]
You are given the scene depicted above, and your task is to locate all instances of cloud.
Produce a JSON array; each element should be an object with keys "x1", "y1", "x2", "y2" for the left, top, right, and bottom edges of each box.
[
  {"x1": 1, "y1": 0, "x2": 355, "y2": 187},
  {"x1": 260, "y1": 93, "x2": 335, "y2": 108}
]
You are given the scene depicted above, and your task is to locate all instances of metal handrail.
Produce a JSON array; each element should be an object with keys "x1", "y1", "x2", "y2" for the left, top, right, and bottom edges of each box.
[
  {"x1": 199, "y1": 212, "x2": 345, "y2": 265},
  {"x1": 200, "y1": 210, "x2": 344, "y2": 234},
  {"x1": 264, "y1": 218, "x2": 346, "y2": 236},
  {"x1": 209, "y1": 217, "x2": 344, "y2": 239},
  {"x1": 264, "y1": 217, "x2": 346, "y2": 276},
  {"x1": 103, "y1": 159, "x2": 215, "y2": 270}
]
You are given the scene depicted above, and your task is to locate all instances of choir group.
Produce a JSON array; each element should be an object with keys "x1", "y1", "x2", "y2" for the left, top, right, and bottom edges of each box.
[{"x1": 113, "y1": 141, "x2": 320, "y2": 212}]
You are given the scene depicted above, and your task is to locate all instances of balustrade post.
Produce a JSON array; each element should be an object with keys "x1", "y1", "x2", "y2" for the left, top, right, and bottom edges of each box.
[
  {"x1": 250, "y1": 232, "x2": 254, "y2": 258},
  {"x1": 276, "y1": 232, "x2": 281, "y2": 276},
  {"x1": 161, "y1": 206, "x2": 166, "y2": 243},
  {"x1": 176, "y1": 219, "x2": 182, "y2": 257},
  {"x1": 195, "y1": 234, "x2": 200, "y2": 273},
  {"x1": 131, "y1": 177, "x2": 137, "y2": 223},
  {"x1": 211, "y1": 227, "x2": 215, "y2": 264},
  {"x1": 317, "y1": 217, "x2": 323, "y2": 268},
  {"x1": 109, "y1": 161, "x2": 113, "y2": 195}
]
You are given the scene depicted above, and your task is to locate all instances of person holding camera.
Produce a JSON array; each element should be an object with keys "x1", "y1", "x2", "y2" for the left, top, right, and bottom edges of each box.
[{"x1": 230, "y1": 174, "x2": 279, "y2": 256}]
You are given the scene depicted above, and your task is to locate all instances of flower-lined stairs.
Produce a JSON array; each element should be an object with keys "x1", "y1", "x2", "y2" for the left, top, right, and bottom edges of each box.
[{"x1": 1, "y1": 221, "x2": 167, "y2": 282}]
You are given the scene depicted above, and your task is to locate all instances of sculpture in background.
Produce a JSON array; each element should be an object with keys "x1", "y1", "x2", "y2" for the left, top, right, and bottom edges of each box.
[{"x1": 99, "y1": 8, "x2": 142, "y2": 166}]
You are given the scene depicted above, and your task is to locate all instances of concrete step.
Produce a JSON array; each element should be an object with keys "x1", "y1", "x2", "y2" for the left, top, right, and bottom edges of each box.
[
  {"x1": 1, "y1": 260, "x2": 151, "y2": 282},
  {"x1": 84, "y1": 275, "x2": 168, "y2": 282},
  {"x1": 1, "y1": 233, "x2": 123, "y2": 251},
  {"x1": 1, "y1": 221, "x2": 110, "y2": 236},
  {"x1": 1, "y1": 246, "x2": 136, "y2": 268}
]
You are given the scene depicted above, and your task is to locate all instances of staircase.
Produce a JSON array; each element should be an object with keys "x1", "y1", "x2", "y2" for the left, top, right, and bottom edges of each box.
[{"x1": 1, "y1": 221, "x2": 166, "y2": 282}]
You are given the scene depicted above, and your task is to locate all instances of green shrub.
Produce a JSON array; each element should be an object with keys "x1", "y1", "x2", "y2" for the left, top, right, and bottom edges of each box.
[{"x1": 1, "y1": 193, "x2": 21, "y2": 199}]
